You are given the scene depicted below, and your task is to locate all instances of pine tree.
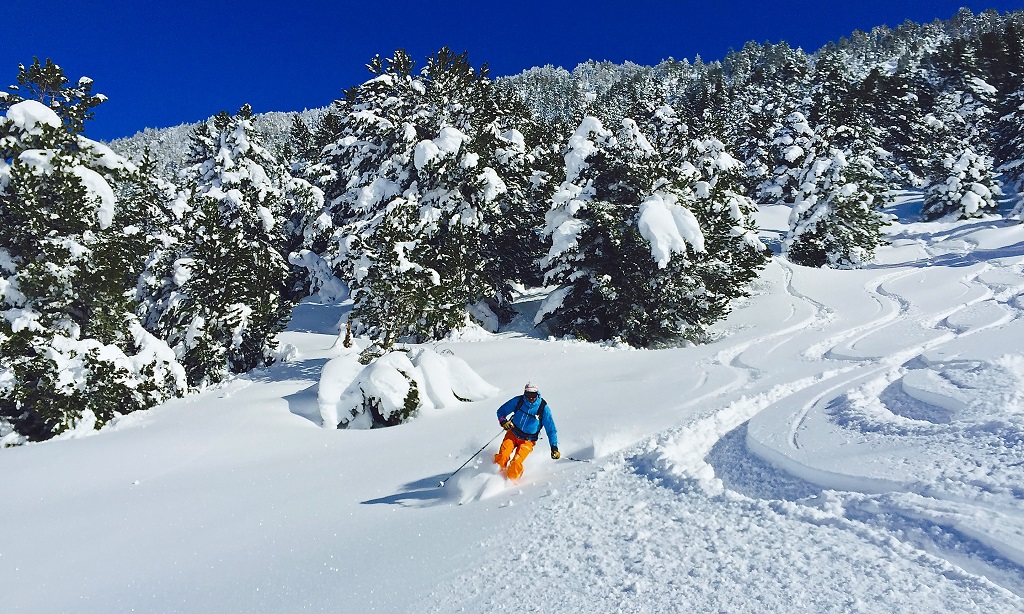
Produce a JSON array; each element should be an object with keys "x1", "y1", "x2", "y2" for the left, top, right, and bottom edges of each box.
[
  {"x1": 920, "y1": 39, "x2": 1003, "y2": 219},
  {"x1": 785, "y1": 126, "x2": 893, "y2": 268},
  {"x1": 728, "y1": 95, "x2": 785, "y2": 201},
  {"x1": 934, "y1": 63, "x2": 997, "y2": 144},
  {"x1": 685, "y1": 137, "x2": 771, "y2": 324},
  {"x1": 315, "y1": 48, "x2": 541, "y2": 345},
  {"x1": 642, "y1": 106, "x2": 768, "y2": 306},
  {"x1": 724, "y1": 42, "x2": 810, "y2": 200},
  {"x1": 994, "y1": 87, "x2": 1024, "y2": 206},
  {"x1": 539, "y1": 114, "x2": 767, "y2": 346},
  {"x1": 0, "y1": 61, "x2": 185, "y2": 442},
  {"x1": 287, "y1": 113, "x2": 317, "y2": 166},
  {"x1": 976, "y1": 19, "x2": 1024, "y2": 96},
  {"x1": 809, "y1": 49, "x2": 876, "y2": 139},
  {"x1": 872, "y1": 69, "x2": 934, "y2": 183},
  {"x1": 760, "y1": 111, "x2": 815, "y2": 204},
  {"x1": 922, "y1": 147, "x2": 1001, "y2": 220},
  {"x1": 541, "y1": 116, "x2": 675, "y2": 344},
  {"x1": 278, "y1": 113, "x2": 336, "y2": 300},
  {"x1": 476, "y1": 83, "x2": 553, "y2": 312},
  {"x1": 685, "y1": 62, "x2": 731, "y2": 139},
  {"x1": 145, "y1": 105, "x2": 299, "y2": 387},
  {"x1": 4, "y1": 58, "x2": 105, "y2": 134}
]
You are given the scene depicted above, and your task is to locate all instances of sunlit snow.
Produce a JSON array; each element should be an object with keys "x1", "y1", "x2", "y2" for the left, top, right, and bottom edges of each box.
[{"x1": 2, "y1": 193, "x2": 1024, "y2": 612}]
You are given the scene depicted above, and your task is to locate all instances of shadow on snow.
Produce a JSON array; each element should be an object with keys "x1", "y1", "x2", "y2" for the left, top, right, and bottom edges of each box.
[{"x1": 360, "y1": 475, "x2": 451, "y2": 507}]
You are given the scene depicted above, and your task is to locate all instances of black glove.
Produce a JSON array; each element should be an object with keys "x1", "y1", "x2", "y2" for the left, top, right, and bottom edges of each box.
[
  {"x1": 501, "y1": 419, "x2": 513, "y2": 431},
  {"x1": 550, "y1": 446, "x2": 560, "y2": 460}
]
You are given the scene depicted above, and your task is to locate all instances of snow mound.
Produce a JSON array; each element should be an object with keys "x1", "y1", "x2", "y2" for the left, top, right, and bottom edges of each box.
[
  {"x1": 336, "y1": 350, "x2": 427, "y2": 428},
  {"x1": 317, "y1": 349, "x2": 364, "y2": 428},
  {"x1": 318, "y1": 347, "x2": 498, "y2": 429}
]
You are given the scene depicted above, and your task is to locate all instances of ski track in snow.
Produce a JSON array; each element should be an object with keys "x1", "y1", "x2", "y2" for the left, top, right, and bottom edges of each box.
[
  {"x1": 7, "y1": 202, "x2": 1024, "y2": 613},
  {"x1": 745, "y1": 221, "x2": 1024, "y2": 600},
  {"x1": 432, "y1": 208, "x2": 1024, "y2": 611},
  {"x1": 430, "y1": 462, "x2": 1020, "y2": 613},
  {"x1": 736, "y1": 225, "x2": 1024, "y2": 600}
]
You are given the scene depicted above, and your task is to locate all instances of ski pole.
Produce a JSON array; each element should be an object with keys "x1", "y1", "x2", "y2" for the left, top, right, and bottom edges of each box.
[
  {"x1": 536, "y1": 435, "x2": 591, "y2": 463},
  {"x1": 438, "y1": 429, "x2": 505, "y2": 487}
]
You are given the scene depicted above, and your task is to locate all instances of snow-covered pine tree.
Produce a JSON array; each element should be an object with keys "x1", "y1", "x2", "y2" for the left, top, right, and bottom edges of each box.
[
  {"x1": 808, "y1": 50, "x2": 872, "y2": 140},
  {"x1": 865, "y1": 68, "x2": 933, "y2": 185},
  {"x1": 814, "y1": 56, "x2": 904, "y2": 189},
  {"x1": 994, "y1": 87, "x2": 1024, "y2": 218},
  {"x1": 144, "y1": 105, "x2": 300, "y2": 387},
  {"x1": 684, "y1": 137, "x2": 771, "y2": 325},
  {"x1": 640, "y1": 105, "x2": 770, "y2": 325},
  {"x1": 728, "y1": 96, "x2": 785, "y2": 202},
  {"x1": 635, "y1": 102, "x2": 690, "y2": 155},
  {"x1": 721, "y1": 42, "x2": 810, "y2": 201},
  {"x1": 929, "y1": 38, "x2": 999, "y2": 148},
  {"x1": 281, "y1": 178, "x2": 333, "y2": 302},
  {"x1": 681, "y1": 61, "x2": 731, "y2": 139},
  {"x1": 0, "y1": 61, "x2": 185, "y2": 442},
  {"x1": 785, "y1": 126, "x2": 893, "y2": 268},
  {"x1": 538, "y1": 114, "x2": 767, "y2": 346},
  {"x1": 593, "y1": 68, "x2": 661, "y2": 131},
  {"x1": 287, "y1": 113, "x2": 317, "y2": 167},
  {"x1": 131, "y1": 153, "x2": 190, "y2": 332},
  {"x1": 919, "y1": 85, "x2": 1002, "y2": 220},
  {"x1": 976, "y1": 17, "x2": 1024, "y2": 98},
  {"x1": 418, "y1": 51, "x2": 547, "y2": 324},
  {"x1": 6, "y1": 58, "x2": 105, "y2": 135},
  {"x1": 310, "y1": 51, "x2": 425, "y2": 346},
  {"x1": 921, "y1": 40, "x2": 1003, "y2": 220},
  {"x1": 475, "y1": 82, "x2": 554, "y2": 315},
  {"x1": 316, "y1": 48, "x2": 540, "y2": 345},
  {"x1": 540, "y1": 116, "x2": 679, "y2": 345},
  {"x1": 759, "y1": 110, "x2": 814, "y2": 204},
  {"x1": 277, "y1": 114, "x2": 338, "y2": 301},
  {"x1": 922, "y1": 147, "x2": 1002, "y2": 220}
]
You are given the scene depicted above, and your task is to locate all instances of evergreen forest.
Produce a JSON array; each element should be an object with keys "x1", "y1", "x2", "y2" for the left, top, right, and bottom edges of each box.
[{"x1": 3, "y1": 8, "x2": 1024, "y2": 441}]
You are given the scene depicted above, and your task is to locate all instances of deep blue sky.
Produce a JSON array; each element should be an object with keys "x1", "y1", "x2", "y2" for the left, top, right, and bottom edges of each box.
[{"x1": 4, "y1": 1, "x2": 1023, "y2": 141}]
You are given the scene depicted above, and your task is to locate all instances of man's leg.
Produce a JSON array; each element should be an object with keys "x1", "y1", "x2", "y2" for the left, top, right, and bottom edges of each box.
[
  {"x1": 493, "y1": 431, "x2": 517, "y2": 470},
  {"x1": 506, "y1": 440, "x2": 535, "y2": 480}
]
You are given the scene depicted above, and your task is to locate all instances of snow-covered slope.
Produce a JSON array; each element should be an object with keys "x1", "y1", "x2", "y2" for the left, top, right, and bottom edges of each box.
[{"x1": 2, "y1": 192, "x2": 1024, "y2": 612}]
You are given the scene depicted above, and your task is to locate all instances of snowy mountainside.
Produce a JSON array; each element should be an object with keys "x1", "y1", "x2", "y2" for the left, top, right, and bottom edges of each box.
[
  {"x1": 109, "y1": 107, "x2": 329, "y2": 177},
  {"x1": 2, "y1": 192, "x2": 1024, "y2": 612}
]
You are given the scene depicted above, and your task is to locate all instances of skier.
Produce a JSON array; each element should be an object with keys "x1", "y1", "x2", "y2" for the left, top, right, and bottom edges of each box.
[{"x1": 494, "y1": 383, "x2": 559, "y2": 480}]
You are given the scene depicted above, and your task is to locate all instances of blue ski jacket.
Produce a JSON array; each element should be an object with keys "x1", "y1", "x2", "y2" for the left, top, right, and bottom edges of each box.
[{"x1": 497, "y1": 394, "x2": 557, "y2": 447}]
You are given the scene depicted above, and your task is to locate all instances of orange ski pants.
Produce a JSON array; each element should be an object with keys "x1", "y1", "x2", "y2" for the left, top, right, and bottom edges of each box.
[{"x1": 493, "y1": 431, "x2": 535, "y2": 480}]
